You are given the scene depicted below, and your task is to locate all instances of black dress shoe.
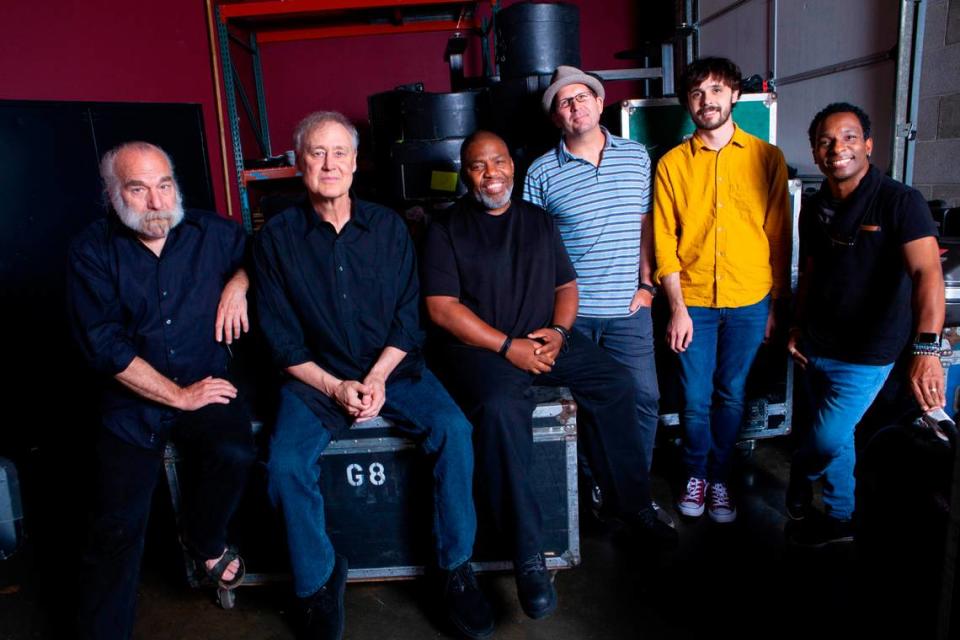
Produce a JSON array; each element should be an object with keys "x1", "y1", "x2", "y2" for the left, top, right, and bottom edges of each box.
[
  {"x1": 786, "y1": 477, "x2": 813, "y2": 521},
  {"x1": 301, "y1": 554, "x2": 348, "y2": 640},
  {"x1": 627, "y1": 506, "x2": 679, "y2": 550},
  {"x1": 514, "y1": 553, "x2": 557, "y2": 620},
  {"x1": 442, "y1": 561, "x2": 494, "y2": 639}
]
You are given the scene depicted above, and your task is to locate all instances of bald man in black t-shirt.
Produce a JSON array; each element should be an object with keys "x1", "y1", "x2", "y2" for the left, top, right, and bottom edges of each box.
[{"x1": 422, "y1": 131, "x2": 678, "y2": 622}]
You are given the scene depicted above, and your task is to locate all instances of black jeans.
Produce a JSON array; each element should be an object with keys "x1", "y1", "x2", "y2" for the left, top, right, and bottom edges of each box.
[
  {"x1": 77, "y1": 400, "x2": 255, "y2": 640},
  {"x1": 437, "y1": 331, "x2": 651, "y2": 562}
]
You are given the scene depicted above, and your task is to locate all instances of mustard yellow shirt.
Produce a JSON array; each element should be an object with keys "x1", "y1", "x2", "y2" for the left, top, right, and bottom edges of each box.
[{"x1": 653, "y1": 125, "x2": 790, "y2": 308}]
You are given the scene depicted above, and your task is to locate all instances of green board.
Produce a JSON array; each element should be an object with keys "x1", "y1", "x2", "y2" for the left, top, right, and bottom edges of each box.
[{"x1": 622, "y1": 94, "x2": 776, "y2": 165}]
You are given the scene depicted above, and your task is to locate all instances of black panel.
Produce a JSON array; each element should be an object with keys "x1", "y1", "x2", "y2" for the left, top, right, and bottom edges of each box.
[
  {"x1": 0, "y1": 99, "x2": 214, "y2": 457},
  {"x1": 0, "y1": 101, "x2": 214, "y2": 608}
]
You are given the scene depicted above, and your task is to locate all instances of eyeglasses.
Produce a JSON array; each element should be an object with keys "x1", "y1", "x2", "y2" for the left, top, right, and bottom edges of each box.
[{"x1": 556, "y1": 92, "x2": 594, "y2": 111}]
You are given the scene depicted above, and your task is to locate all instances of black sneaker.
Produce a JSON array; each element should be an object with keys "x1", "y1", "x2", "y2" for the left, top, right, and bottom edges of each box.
[
  {"x1": 515, "y1": 553, "x2": 557, "y2": 620},
  {"x1": 786, "y1": 477, "x2": 813, "y2": 521},
  {"x1": 301, "y1": 554, "x2": 348, "y2": 640},
  {"x1": 442, "y1": 562, "x2": 494, "y2": 639},
  {"x1": 627, "y1": 506, "x2": 679, "y2": 550},
  {"x1": 788, "y1": 515, "x2": 854, "y2": 549}
]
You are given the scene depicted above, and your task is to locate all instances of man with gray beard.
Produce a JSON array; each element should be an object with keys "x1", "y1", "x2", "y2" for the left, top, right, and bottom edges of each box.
[
  {"x1": 67, "y1": 141, "x2": 255, "y2": 640},
  {"x1": 423, "y1": 131, "x2": 664, "y2": 619}
]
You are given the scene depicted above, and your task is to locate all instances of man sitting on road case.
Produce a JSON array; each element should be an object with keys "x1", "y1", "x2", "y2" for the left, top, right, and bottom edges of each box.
[
  {"x1": 422, "y1": 130, "x2": 678, "y2": 623},
  {"x1": 68, "y1": 141, "x2": 255, "y2": 640},
  {"x1": 253, "y1": 111, "x2": 493, "y2": 640},
  {"x1": 786, "y1": 102, "x2": 944, "y2": 547}
]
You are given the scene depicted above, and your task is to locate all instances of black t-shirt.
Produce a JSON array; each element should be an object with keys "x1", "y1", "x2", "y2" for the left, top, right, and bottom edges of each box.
[
  {"x1": 421, "y1": 197, "x2": 577, "y2": 342},
  {"x1": 800, "y1": 165, "x2": 938, "y2": 364}
]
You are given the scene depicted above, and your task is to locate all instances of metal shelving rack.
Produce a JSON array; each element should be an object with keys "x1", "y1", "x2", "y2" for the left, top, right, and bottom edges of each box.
[{"x1": 210, "y1": 0, "x2": 482, "y2": 232}]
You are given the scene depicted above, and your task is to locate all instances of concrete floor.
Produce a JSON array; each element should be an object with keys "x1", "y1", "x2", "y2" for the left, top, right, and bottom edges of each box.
[{"x1": 0, "y1": 439, "x2": 943, "y2": 640}]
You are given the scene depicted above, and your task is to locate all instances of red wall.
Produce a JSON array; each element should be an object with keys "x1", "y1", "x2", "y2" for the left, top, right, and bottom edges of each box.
[
  {"x1": 0, "y1": 0, "x2": 232, "y2": 217},
  {"x1": 0, "y1": 0, "x2": 645, "y2": 210}
]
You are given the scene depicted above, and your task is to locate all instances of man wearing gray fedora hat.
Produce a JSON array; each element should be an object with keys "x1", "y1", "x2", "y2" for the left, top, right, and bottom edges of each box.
[{"x1": 524, "y1": 65, "x2": 673, "y2": 544}]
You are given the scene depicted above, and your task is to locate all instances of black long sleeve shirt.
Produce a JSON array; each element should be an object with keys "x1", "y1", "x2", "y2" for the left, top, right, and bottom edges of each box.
[
  {"x1": 253, "y1": 198, "x2": 424, "y2": 430},
  {"x1": 67, "y1": 209, "x2": 247, "y2": 450}
]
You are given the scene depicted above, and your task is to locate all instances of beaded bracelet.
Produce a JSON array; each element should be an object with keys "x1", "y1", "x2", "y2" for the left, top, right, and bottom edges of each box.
[{"x1": 912, "y1": 341, "x2": 941, "y2": 357}]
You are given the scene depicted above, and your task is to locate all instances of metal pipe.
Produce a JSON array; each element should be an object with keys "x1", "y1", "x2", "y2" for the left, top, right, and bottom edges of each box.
[
  {"x1": 768, "y1": 0, "x2": 778, "y2": 81},
  {"x1": 697, "y1": 0, "x2": 756, "y2": 28},
  {"x1": 904, "y1": 0, "x2": 926, "y2": 185},
  {"x1": 773, "y1": 49, "x2": 896, "y2": 87},
  {"x1": 592, "y1": 68, "x2": 665, "y2": 81}
]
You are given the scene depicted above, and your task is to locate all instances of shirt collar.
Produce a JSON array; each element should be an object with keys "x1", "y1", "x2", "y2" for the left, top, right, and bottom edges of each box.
[
  {"x1": 688, "y1": 122, "x2": 748, "y2": 155},
  {"x1": 301, "y1": 193, "x2": 371, "y2": 236},
  {"x1": 557, "y1": 126, "x2": 616, "y2": 166}
]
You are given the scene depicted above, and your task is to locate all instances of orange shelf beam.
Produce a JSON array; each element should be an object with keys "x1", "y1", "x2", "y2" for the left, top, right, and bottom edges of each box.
[
  {"x1": 242, "y1": 166, "x2": 301, "y2": 185},
  {"x1": 219, "y1": 0, "x2": 473, "y2": 21},
  {"x1": 257, "y1": 17, "x2": 478, "y2": 42}
]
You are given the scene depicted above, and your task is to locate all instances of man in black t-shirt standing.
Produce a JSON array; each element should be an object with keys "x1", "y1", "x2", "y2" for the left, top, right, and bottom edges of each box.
[
  {"x1": 422, "y1": 131, "x2": 677, "y2": 621},
  {"x1": 786, "y1": 103, "x2": 944, "y2": 547}
]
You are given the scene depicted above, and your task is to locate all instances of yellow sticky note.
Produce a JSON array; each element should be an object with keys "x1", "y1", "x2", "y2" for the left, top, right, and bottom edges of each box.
[{"x1": 430, "y1": 170, "x2": 459, "y2": 193}]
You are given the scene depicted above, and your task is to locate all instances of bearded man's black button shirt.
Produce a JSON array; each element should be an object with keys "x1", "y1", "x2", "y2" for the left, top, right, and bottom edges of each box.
[{"x1": 67, "y1": 209, "x2": 247, "y2": 450}]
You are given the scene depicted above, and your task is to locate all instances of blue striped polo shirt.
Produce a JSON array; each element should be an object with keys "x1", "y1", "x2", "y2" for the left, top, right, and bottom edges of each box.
[{"x1": 523, "y1": 128, "x2": 651, "y2": 318}]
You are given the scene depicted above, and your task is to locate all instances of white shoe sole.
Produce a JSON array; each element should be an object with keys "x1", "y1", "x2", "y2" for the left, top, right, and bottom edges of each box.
[
  {"x1": 677, "y1": 502, "x2": 705, "y2": 517},
  {"x1": 708, "y1": 508, "x2": 737, "y2": 524}
]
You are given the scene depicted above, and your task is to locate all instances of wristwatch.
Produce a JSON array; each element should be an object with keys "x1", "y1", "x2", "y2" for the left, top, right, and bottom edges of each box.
[{"x1": 638, "y1": 283, "x2": 657, "y2": 296}]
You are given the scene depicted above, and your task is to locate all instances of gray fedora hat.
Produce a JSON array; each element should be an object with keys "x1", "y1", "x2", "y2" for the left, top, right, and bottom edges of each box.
[{"x1": 541, "y1": 65, "x2": 605, "y2": 113}]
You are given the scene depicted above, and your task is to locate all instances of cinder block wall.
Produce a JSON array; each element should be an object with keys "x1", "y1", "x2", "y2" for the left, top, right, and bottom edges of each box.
[{"x1": 916, "y1": 0, "x2": 960, "y2": 205}]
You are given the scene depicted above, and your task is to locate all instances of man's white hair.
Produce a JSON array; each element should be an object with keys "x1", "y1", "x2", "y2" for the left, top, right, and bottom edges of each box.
[{"x1": 293, "y1": 111, "x2": 360, "y2": 156}]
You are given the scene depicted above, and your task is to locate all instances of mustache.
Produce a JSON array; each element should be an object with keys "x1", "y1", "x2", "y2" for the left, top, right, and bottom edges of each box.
[{"x1": 143, "y1": 211, "x2": 176, "y2": 223}]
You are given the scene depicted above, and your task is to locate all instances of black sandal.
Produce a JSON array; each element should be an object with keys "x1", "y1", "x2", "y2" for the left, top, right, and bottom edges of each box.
[{"x1": 202, "y1": 545, "x2": 245, "y2": 590}]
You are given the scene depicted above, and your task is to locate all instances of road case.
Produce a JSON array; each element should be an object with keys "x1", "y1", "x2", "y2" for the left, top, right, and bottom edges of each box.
[{"x1": 163, "y1": 386, "x2": 580, "y2": 599}]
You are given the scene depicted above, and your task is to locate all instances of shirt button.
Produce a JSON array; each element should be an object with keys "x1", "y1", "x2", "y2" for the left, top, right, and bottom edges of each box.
[
  {"x1": 717, "y1": 226, "x2": 724, "y2": 232},
  {"x1": 165, "y1": 319, "x2": 172, "y2": 325},
  {"x1": 338, "y1": 265, "x2": 343, "y2": 272},
  {"x1": 173, "y1": 376, "x2": 179, "y2": 382},
  {"x1": 342, "y1": 293, "x2": 347, "y2": 299},
  {"x1": 169, "y1": 348, "x2": 176, "y2": 355},
  {"x1": 162, "y1": 291, "x2": 168, "y2": 297},
  {"x1": 717, "y1": 203, "x2": 724, "y2": 208}
]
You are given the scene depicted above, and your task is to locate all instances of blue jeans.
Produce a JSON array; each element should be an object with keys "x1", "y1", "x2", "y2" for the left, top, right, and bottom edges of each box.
[
  {"x1": 267, "y1": 369, "x2": 476, "y2": 597},
  {"x1": 678, "y1": 296, "x2": 769, "y2": 482},
  {"x1": 790, "y1": 355, "x2": 893, "y2": 520},
  {"x1": 574, "y1": 308, "x2": 660, "y2": 473}
]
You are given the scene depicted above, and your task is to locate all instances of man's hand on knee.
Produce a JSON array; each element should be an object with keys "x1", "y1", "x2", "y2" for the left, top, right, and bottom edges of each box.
[{"x1": 175, "y1": 376, "x2": 238, "y2": 410}]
